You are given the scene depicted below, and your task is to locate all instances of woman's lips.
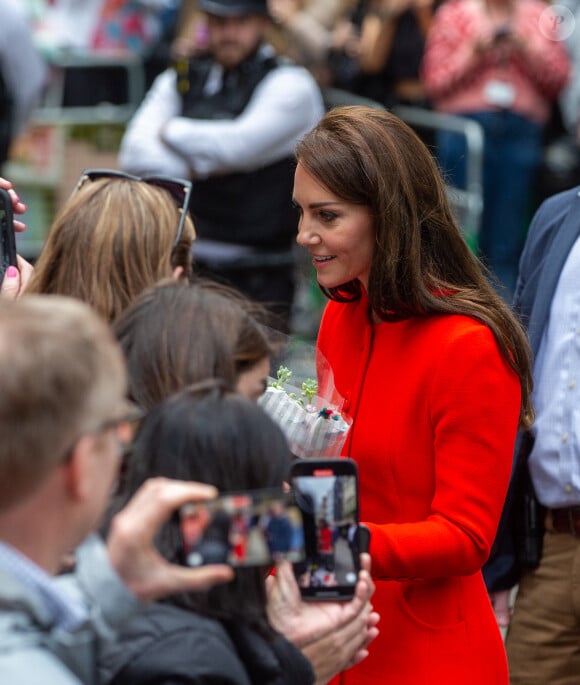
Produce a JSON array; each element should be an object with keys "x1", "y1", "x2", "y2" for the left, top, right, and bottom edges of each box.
[{"x1": 312, "y1": 255, "x2": 335, "y2": 266}]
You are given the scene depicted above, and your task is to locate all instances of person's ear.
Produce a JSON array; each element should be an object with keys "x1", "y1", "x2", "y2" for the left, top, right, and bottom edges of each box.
[
  {"x1": 172, "y1": 265, "x2": 185, "y2": 281},
  {"x1": 63, "y1": 435, "x2": 97, "y2": 502}
]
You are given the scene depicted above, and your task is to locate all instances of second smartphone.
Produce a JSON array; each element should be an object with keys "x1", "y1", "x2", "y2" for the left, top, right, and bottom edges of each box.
[
  {"x1": 0, "y1": 188, "x2": 17, "y2": 283},
  {"x1": 178, "y1": 488, "x2": 305, "y2": 568},
  {"x1": 290, "y1": 458, "x2": 361, "y2": 600}
]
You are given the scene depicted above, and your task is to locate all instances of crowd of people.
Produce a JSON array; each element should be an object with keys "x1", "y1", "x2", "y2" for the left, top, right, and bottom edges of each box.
[
  {"x1": 1, "y1": 1, "x2": 580, "y2": 684},
  {"x1": 0, "y1": 174, "x2": 379, "y2": 685},
  {"x1": 1, "y1": 0, "x2": 579, "y2": 303}
]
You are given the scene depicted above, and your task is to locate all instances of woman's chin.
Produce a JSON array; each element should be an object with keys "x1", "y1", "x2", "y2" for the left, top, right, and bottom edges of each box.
[
  {"x1": 314, "y1": 269, "x2": 342, "y2": 290},
  {"x1": 316, "y1": 273, "x2": 361, "y2": 291}
]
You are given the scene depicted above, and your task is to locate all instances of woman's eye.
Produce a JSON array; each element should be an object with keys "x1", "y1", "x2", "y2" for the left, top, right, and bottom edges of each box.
[{"x1": 320, "y1": 211, "x2": 336, "y2": 222}]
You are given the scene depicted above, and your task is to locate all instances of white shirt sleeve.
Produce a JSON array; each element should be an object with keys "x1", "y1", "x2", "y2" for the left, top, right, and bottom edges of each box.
[
  {"x1": 119, "y1": 69, "x2": 191, "y2": 178},
  {"x1": 120, "y1": 63, "x2": 325, "y2": 179}
]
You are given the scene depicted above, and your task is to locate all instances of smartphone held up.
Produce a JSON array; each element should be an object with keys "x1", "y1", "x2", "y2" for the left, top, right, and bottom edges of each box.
[
  {"x1": 178, "y1": 488, "x2": 305, "y2": 568},
  {"x1": 176, "y1": 459, "x2": 364, "y2": 601},
  {"x1": 290, "y1": 458, "x2": 362, "y2": 601},
  {"x1": 0, "y1": 188, "x2": 17, "y2": 283}
]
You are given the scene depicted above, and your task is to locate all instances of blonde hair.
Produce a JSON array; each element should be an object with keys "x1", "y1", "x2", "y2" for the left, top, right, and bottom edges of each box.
[{"x1": 26, "y1": 178, "x2": 195, "y2": 321}]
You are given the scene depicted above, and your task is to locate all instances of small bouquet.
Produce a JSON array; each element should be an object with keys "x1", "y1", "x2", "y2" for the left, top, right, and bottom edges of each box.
[{"x1": 258, "y1": 365, "x2": 351, "y2": 459}]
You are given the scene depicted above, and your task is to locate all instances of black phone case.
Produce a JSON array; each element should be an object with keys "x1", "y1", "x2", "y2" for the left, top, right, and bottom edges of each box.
[
  {"x1": 290, "y1": 458, "x2": 360, "y2": 600},
  {"x1": 0, "y1": 188, "x2": 17, "y2": 282}
]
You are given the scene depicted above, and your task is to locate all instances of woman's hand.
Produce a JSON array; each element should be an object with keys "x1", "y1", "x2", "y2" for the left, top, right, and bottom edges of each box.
[
  {"x1": 1, "y1": 255, "x2": 34, "y2": 300},
  {"x1": 0, "y1": 177, "x2": 28, "y2": 232},
  {"x1": 267, "y1": 553, "x2": 380, "y2": 683},
  {"x1": 489, "y1": 588, "x2": 513, "y2": 629}
]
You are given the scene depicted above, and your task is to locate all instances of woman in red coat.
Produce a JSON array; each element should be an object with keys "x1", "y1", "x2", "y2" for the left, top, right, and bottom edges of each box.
[{"x1": 292, "y1": 106, "x2": 534, "y2": 684}]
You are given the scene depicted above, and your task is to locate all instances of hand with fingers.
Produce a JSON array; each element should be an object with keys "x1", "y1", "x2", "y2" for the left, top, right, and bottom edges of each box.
[
  {"x1": 267, "y1": 552, "x2": 380, "y2": 684},
  {"x1": 0, "y1": 177, "x2": 28, "y2": 233},
  {"x1": 107, "y1": 477, "x2": 234, "y2": 602},
  {"x1": 489, "y1": 589, "x2": 513, "y2": 629},
  {"x1": 0, "y1": 177, "x2": 32, "y2": 300},
  {"x1": 1, "y1": 255, "x2": 34, "y2": 300}
]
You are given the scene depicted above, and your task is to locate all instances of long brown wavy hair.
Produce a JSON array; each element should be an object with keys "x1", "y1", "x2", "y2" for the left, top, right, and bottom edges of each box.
[{"x1": 296, "y1": 106, "x2": 533, "y2": 428}]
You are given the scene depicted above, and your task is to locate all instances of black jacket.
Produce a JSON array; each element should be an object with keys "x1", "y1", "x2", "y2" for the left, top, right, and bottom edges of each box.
[
  {"x1": 176, "y1": 47, "x2": 298, "y2": 250},
  {"x1": 98, "y1": 601, "x2": 315, "y2": 685}
]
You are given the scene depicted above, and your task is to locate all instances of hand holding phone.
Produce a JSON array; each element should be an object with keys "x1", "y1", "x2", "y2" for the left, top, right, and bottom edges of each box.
[
  {"x1": 178, "y1": 488, "x2": 305, "y2": 568},
  {"x1": 107, "y1": 478, "x2": 234, "y2": 601},
  {"x1": 0, "y1": 188, "x2": 17, "y2": 284},
  {"x1": 290, "y1": 458, "x2": 361, "y2": 600},
  {"x1": 266, "y1": 550, "x2": 379, "y2": 681},
  {"x1": 0, "y1": 179, "x2": 27, "y2": 233}
]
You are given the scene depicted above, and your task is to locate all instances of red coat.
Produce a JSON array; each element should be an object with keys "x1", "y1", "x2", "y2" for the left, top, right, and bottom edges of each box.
[{"x1": 317, "y1": 294, "x2": 519, "y2": 684}]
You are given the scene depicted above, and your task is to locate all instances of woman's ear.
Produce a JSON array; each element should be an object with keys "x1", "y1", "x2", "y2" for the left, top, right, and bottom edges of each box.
[{"x1": 172, "y1": 265, "x2": 185, "y2": 281}]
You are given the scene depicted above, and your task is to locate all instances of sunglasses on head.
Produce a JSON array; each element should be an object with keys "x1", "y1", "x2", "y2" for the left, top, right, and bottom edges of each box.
[{"x1": 72, "y1": 169, "x2": 193, "y2": 253}]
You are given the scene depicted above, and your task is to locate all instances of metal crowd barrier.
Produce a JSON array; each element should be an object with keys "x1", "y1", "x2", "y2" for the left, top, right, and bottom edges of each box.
[
  {"x1": 7, "y1": 51, "x2": 147, "y2": 258},
  {"x1": 35, "y1": 50, "x2": 146, "y2": 126}
]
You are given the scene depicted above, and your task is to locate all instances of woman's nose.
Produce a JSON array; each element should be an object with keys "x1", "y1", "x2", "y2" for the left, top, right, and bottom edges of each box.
[{"x1": 296, "y1": 219, "x2": 320, "y2": 247}]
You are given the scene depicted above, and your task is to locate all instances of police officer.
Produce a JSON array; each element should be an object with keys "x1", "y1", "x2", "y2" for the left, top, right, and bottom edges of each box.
[{"x1": 119, "y1": 0, "x2": 324, "y2": 330}]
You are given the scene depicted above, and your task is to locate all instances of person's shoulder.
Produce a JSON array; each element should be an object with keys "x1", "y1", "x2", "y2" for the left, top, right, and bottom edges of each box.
[
  {"x1": 537, "y1": 185, "x2": 580, "y2": 217},
  {"x1": 271, "y1": 55, "x2": 313, "y2": 75},
  {"x1": 527, "y1": 186, "x2": 580, "y2": 242},
  {"x1": 144, "y1": 65, "x2": 179, "y2": 93},
  {"x1": 99, "y1": 603, "x2": 249, "y2": 685},
  {"x1": 263, "y1": 53, "x2": 321, "y2": 86},
  {"x1": 0, "y1": 645, "x2": 83, "y2": 685},
  {"x1": 424, "y1": 311, "x2": 483, "y2": 330},
  {"x1": 265, "y1": 64, "x2": 321, "y2": 93},
  {"x1": 418, "y1": 315, "x2": 515, "y2": 381},
  {"x1": 0, "y1": 577, "x2": 82, "y2": 685},
  {"x1": 113, "y1": 601, "x2": 235, "y2": 650},
  {"x1": 419, "y1": 312, "x2": 496, "y2": 347}
]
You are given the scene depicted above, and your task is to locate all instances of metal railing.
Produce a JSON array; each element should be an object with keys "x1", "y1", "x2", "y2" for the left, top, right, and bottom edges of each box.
[
  {"x1": 6, "y1": 51, "x2": 148, "y2": 258},
  {"x1": 35, "y1": 50, "x2": 146, "y2": 126}
]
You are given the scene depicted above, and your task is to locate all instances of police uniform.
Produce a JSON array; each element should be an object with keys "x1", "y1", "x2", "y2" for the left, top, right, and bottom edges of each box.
[{"x1": 118, "y1": 0, "x2": 324, "y2": 329}]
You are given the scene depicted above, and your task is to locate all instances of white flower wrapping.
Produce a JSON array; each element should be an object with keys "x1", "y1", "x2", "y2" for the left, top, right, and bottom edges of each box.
[{"x1": 258, "y1": 381, "x2": 351, "y2": 459}]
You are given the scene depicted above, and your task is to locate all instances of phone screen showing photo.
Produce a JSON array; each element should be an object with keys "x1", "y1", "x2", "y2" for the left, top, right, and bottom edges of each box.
[
  {"x1": 179, "y1": 488, "x2": 305, "y2": 568},
  {"x1": 291, "y1": 460, "x2": 360, "y2": 600}
]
